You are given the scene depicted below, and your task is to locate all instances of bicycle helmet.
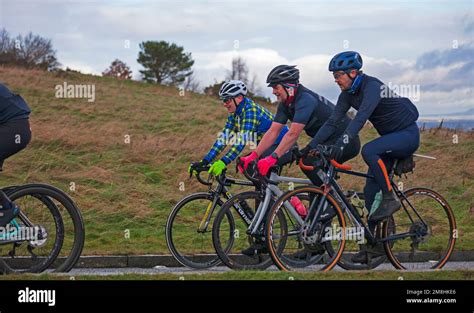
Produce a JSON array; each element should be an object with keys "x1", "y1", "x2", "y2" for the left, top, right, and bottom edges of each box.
[
  {"x1": 328, "y1": 51, "x2": 363, "y2": 72},
  {"x1": 266, "y1": 65, "x2": 300, "y2": 87},
  {"x1": 218, "y1": 80, "x2": 247, "y2": 100}
]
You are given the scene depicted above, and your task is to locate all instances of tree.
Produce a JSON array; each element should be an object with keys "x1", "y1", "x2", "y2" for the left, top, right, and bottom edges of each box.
[
  {"x1": 247, "y1": 73, "x2": 263, "y2": 97},
  {"x1": 102, "y1": 59, "x2": 132, "y2": 80},
  {"x1": 0, "y1": 28, "x2": 60, "y2": 71},
  {"x1": 226, "y1": 56, "x2": 249, "y2": 84},
  {"x1": 204, "y1": 80, "x2": 225, "y2": 97},
  {"x1": 137, "y1": 40, "x2": 194, "y2": 85},
  {"x1": 183, "y1": 72, "x2": 200, "y2": 93},
  {"x1": 225, "y1": 57, "x2": 262, "y2": 96}
]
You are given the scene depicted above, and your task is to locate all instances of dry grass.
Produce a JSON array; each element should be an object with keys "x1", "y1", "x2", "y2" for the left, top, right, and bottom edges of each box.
[{"x1": 0, "y1": 65, "x2": 472, "y2": 255}]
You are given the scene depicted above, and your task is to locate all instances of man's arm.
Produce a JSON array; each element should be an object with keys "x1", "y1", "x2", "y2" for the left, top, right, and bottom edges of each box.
[
  {"x1": 221, "y1": 106, "x2": 261, "y2": 164},
  {"x1": 202, "y1": 115, "x2": 234, "y2": 163},
  {"x1": 271, "y1": 92, "x2": 312, "y2": 155},
  {"x1": 344, "y1": 81, "x2": 381, "y2": 138},
  {"x1": 274, "y1": 122, "x2": 305, "y2": 156},
  {"x1": 255, "y1": 122, "x2": 284, "y2": 156},
  {"x1": 310, "y1": 93, "x2": 351, "y2": 147}
]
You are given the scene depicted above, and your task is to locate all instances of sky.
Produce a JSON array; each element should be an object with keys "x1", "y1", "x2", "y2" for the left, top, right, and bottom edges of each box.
[{"x1": 0, "y1": 0, "x2": 473, "y2": 115}]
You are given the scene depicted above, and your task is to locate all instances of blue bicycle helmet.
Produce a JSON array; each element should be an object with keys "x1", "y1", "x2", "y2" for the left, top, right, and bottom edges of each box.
[{"x1": 328, "y1": 51, "x2": 363, "y2": 72}]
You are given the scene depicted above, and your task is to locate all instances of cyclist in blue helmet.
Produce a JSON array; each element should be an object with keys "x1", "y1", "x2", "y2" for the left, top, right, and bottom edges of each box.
[
  {"x1": 312, "y1": 51, "x2": 420, "y2": 263},
  {"x1": 0, "y1": 83, "x2": 32, "y2": 227}
]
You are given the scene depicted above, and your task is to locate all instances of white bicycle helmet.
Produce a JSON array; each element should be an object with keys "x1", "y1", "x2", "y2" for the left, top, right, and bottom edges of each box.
[{"x1": 219, "y1": 80, "x2": 247, "y2": 100}]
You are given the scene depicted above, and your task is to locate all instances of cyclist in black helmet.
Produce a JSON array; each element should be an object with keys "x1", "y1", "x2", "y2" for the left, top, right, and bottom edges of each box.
[
  {"x1": 240, "y1": 65, "x2": 360, "y2": 189},
  {"x1": 0, "y1": 83, "x2": 32, "y2": 227}
]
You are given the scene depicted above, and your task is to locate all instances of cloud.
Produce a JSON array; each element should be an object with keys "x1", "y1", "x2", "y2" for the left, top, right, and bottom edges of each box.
[
  {"x1": 191, "y1": 46, "x2": 473, "y2": 115},
  {"x1": 1, "y1": 0, "x2": 472, "y2": 114},
  {"x1": 415, "y1": 43, "x2": 474, "y2": 70}
]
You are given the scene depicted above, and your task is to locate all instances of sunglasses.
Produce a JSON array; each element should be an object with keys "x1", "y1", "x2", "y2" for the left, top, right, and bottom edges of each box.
[
  {"x1": 222, "y1": 98, "x2": 233, "y2": 104},
  {"x1": 332, "y1": 71, "x2": 348, "y2": 79}
]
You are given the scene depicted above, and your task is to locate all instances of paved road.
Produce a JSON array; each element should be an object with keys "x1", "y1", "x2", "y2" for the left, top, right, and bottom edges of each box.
[{"x1": 62, "y1": 261, "x2": 474, "y2": 276}]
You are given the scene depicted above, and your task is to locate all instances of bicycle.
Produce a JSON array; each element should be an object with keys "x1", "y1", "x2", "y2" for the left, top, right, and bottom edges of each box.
[
  {"x1": 266, "y1": 145, "x2": 457, "y2": 271},
  {"x1": 211, "y1": 159, "x2": 342, "y2": 270},
  {"x1": 165, "y1": 163, "x2": 253, "y2": 269},
  {"x1": 0, "y1": 183, "x2": 85, "y2": 274}
]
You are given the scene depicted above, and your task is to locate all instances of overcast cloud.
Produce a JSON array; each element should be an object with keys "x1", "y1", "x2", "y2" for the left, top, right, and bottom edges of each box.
[{"x1": 0, "y1": 0, "x2": 472, "y2": 114}]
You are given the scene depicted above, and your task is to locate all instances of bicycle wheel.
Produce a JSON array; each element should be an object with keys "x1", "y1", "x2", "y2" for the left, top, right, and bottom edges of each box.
[
  {"x1": 266, "y1": 186, "x2": 346, "y2": 272},
  {"x1": 0, "y1": 186, "x2": 70, "y2": 273},
  {"x1": 324, "y1": 192, "x2": 390, "y2": 270},
  {"x1": 212, "y1": 191, "x2": 283, "y2": 270},
  {"x1": 4, "y1": 184, "x2": 85, "y2": 273},
  {"x1": 383, "y1": 187, "x2": 456, "y2": 270},
  {"x1": 325, "y1": 215, "x2": 393, "y2": 270},
  {"x1": 166, "y1": 192, "x2": 233, "y2": 269}
]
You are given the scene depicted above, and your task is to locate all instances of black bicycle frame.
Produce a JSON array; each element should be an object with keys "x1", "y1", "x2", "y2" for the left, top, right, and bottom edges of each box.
[
  {"x1": 309, "y1": 160, "x2": 428, "y2": 246},
  {"x1": 196, "y1": 170, "x2": 254, "y2": 232}
]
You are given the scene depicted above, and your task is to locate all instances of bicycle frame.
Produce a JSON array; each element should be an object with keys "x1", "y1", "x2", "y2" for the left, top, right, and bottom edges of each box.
[
  {"x1": 196, "y1": 170, "x2": 254, "y2": 232},
  {"x1": 244, "y1": 171, "x2": 312, "y2": 236},
  {"x1": 311, "y1": 158, "x2": 429, "y2": 246}
]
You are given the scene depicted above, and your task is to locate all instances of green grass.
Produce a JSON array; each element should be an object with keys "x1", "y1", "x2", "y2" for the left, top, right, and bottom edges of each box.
[
  {"x1": 0, "y1": 270, "x2": 473, "y2": 280},
  {"x1": 0, "y1": 65, "x2": 472, "y2": 256}
]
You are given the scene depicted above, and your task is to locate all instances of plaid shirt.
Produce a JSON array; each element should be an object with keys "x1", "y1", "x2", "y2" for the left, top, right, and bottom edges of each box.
[{"x1": 203, "y1": 97, "x2": 275, "y2": 165}]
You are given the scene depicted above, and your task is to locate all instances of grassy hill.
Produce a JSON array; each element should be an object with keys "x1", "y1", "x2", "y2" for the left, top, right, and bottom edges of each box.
[{"x1": 0, "y1": 65, "x2": 473, "y2": 255}]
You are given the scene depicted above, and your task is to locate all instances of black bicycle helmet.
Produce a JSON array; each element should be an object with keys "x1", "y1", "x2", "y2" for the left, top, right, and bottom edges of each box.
[{"x1": 266, "y1": 65, "x2": 300, "y2": 87}]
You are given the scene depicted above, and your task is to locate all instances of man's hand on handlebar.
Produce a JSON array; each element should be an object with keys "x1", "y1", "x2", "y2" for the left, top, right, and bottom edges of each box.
[
  {"x1": 238, "y1": 151, "x2": 258, "y2": 173},
  {"x1": 188, "y1": 160, "x2": 209, "y2": 177}
]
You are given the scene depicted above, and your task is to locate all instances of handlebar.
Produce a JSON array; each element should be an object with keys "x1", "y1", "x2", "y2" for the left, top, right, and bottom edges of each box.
[
  {"x1": 295, "y1": 145, "x2": 352, "y2": 171},
  {"x1": 236, "y1": 158, "x2": 260, "y2": 185},
  {"x1": 189, "y1": 164, "x2": 212, "y2": 186},
  {"x1": 236, "y1": 158, "x2": 278, "y2": 186},
  {"x1": 190, "y1": 163, "x2": 254, "y2": 188}
]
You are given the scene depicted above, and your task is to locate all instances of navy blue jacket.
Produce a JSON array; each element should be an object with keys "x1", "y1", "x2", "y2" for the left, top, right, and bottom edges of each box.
[
  {"x1": 274, "y1": 85, "x2": 351, "y2": 144},
  {"x1": 0, "y1": 83, "x2": 31, "y2": 124},
  {"x1": 312, "y1": 74, "x2": 419, "y2": 144}
]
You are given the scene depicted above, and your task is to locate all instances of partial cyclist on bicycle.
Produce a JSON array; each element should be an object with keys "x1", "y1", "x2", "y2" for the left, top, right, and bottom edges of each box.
[
  {"x1": 312, "y1": 51, "x2": 420, "y2": 263},
  {"x1": 240, "y1": 65, "x2": 360, "y2": 191},
  {"x1": 0, "y1": 83, "x2": 32, "y2": 227},
  {"x1": 189, "y1": 79, "x2": 290, "y2": 181}
]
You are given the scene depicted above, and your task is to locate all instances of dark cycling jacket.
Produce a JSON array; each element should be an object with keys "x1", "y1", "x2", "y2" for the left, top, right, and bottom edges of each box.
[
  {"x1": 0, "y1": 83, "x2": 31, "y2": 124},
  {"x1": 273, "y1": 85, "x2": 351, "y2": 145},
  {"x1": 203, "y1": 97, "x2": 288, "y2": 165},
  {"x1": 312, "y1": 74, "x2": 419, "y2": 143}
]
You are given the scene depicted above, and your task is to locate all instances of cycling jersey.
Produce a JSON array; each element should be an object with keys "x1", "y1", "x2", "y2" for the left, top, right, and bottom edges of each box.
[
  {"x1": 203, "y1": 97, "x2": 288, "y2": 165},
  {"x1": 0, "y1": 83, "x2": 31, "y2": 124},
  {"x1": 273, "y1": 85, "x2": 350, "y2": 144},
  {"x1": 313, "y1": 74, "x2": 419, "y2": 142}
]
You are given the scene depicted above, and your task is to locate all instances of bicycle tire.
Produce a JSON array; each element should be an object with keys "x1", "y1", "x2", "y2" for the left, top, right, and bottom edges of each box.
[
  {"x1": 0, "y1": 186, "x2": 68, "y2": 273},
  {"x1": 266, "y1": 186, "x2": 346, "y2": 272},
  {"x1": 383, "y1": 187, "x2": 456, "y2": 270},
  {"x1": 166, "y1": 192, "x2": 233, "y2": 269},
  {"x1": 212, "y1": 191, "x2": 284, "y2": 270},
  {"x1": 5, "y1": 184, "x2": 85, "y2": 273}
]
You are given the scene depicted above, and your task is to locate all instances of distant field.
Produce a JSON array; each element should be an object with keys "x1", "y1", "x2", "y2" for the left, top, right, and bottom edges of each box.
[{"x1": 0, "y1": 66, "x2": 472, "y2": 256}]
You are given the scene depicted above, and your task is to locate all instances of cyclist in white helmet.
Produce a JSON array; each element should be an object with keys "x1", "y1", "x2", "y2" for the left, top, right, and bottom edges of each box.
[{"x1": 189, "y1": 80, "x2": 289, "y2": 179}]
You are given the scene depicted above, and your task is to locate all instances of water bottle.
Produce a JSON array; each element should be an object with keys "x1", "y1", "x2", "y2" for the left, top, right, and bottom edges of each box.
[
  {"x1": 370, "y1": 191, "x2": 383, "y2": 216},
  {"x1": 290, "y1": 196, "x2": 307, "y2": 218}
]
